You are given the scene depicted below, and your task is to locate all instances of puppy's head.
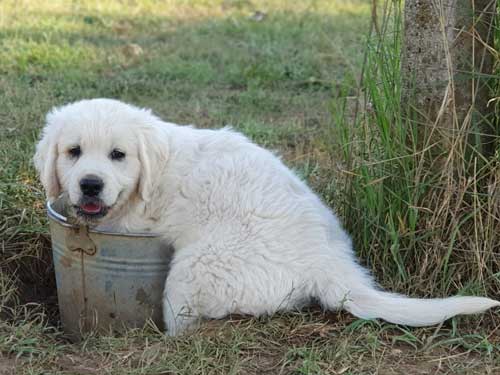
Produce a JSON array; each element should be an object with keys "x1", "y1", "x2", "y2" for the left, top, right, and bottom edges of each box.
[{"x1": 34, "y1": 99, "x2": 167, "y2": 224}]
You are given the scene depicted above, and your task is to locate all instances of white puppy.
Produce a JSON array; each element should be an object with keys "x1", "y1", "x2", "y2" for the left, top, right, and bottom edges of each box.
[{"x1": 34, "y1": 99, "x2": 499, "y2": 335}]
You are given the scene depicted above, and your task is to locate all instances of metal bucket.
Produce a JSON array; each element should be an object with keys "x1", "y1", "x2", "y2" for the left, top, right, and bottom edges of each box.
[{"x1": 47, "y1": 198, "x2": 173, "y2": 338}]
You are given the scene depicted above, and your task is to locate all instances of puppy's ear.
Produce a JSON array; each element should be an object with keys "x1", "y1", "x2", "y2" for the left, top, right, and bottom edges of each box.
[
  {"x1": 137, "y1": 126, "x2": 168, "y2": 202},
  {"x1": 33, "y1": 119, "x2": 60, "y2": 202}
]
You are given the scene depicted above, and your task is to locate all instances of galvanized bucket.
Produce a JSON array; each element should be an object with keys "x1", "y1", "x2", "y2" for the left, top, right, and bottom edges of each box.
[{"x1": 47, "y1": 198, "x2": 173, "y2": 338}]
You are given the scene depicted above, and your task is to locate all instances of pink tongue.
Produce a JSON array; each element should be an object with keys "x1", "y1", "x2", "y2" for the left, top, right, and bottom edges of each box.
[{"x1": 81, "y1": 202, "x2": 102, "y2": 214}]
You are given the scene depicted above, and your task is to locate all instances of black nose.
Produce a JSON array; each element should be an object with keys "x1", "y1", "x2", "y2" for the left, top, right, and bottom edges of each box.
[{"x1": 80, "y1": 175, "x2": 104, "y2": 197}]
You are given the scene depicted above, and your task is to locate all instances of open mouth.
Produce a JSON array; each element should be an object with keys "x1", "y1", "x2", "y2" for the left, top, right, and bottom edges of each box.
[{"x1": 74, "y1": 198, "x2": 109, "y2": 219}]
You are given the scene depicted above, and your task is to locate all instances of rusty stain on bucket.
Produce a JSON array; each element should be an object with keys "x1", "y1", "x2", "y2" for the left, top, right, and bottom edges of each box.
[{"x1": 47, "y1": 198, "x2": 173, "y2": 339}]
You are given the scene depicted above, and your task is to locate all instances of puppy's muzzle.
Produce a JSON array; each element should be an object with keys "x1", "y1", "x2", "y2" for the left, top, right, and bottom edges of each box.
[{"x1": 80, "y1": 174, "x2": 104, "y2": 197}]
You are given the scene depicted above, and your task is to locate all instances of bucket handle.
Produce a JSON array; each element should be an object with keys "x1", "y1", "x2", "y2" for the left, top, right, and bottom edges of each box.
[{"x1": 66, "y1": 226, "x2": 96, "y2": 256}]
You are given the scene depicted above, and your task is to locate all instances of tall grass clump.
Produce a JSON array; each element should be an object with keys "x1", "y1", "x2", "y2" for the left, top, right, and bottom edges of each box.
[{"x1": 329, "y1": 0, "x2": 499, "y2": 304}]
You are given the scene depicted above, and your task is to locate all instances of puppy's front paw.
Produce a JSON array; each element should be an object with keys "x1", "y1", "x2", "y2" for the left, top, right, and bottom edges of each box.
[{"x1": 164, "y1": 305, "x2": 200, "y2": 336}]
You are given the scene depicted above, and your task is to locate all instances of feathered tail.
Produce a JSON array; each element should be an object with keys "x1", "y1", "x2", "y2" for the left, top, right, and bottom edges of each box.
[
  {"x1": 343, "y1": 288, "x2": 499, "y2": 326},
  {"x1": 315, "y1": 250, "x2": 499, "y2": 326}
]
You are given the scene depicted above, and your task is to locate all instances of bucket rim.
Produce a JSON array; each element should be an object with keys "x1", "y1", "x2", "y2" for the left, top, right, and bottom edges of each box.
[{"x1": 46, "y1": 200, "x2": 160, "y2": 238}]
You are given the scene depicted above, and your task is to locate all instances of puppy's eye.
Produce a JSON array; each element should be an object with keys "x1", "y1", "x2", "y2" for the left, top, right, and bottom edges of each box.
[
  {"x1": 110, "y1": 149, "x2": 126, "y2": 161},
  {"x1": 68, "y1": 146, "x2": 81, "y2": 158}
]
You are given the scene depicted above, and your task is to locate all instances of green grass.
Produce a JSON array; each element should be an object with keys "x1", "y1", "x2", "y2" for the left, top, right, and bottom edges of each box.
[
  {"x1": 0, "y1": 0, "x2": 499, "y2": 374},
  {"x1": 327, "y1": 1, "x2": 500, "y2": 299}
]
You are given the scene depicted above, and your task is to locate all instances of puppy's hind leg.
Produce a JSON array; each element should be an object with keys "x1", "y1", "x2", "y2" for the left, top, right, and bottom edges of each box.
[{"x1": 161, "y1": 239, "x2": 302, "y2": 336}]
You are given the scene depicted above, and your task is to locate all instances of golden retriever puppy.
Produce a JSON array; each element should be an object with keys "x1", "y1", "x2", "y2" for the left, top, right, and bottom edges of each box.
[{"x1": 34, "y1": 99, "x2": 499, "y2": 335}]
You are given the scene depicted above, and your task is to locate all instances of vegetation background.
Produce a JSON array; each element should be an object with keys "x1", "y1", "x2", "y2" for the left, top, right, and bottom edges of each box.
[{"x1": 0, "y1": 0, "x2": 498, "y2": 374}]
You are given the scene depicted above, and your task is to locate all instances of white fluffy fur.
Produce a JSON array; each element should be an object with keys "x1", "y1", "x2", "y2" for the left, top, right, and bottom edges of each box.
[{"x1": 34, "y1": 99, "x2": 499, "y2": 335}]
